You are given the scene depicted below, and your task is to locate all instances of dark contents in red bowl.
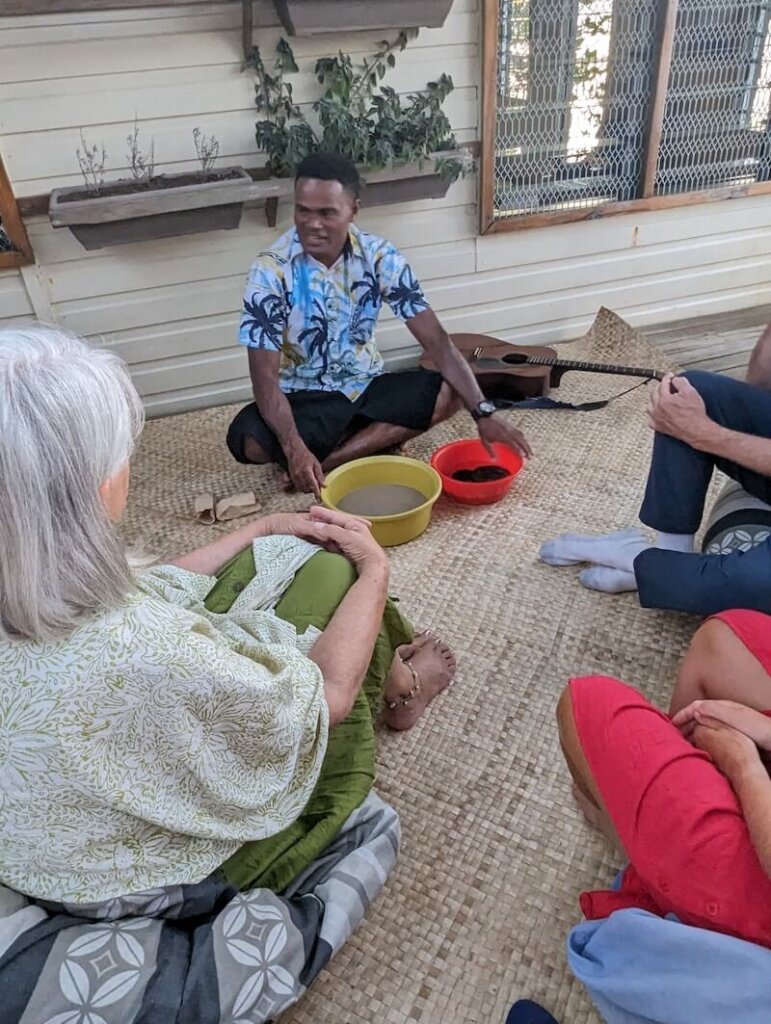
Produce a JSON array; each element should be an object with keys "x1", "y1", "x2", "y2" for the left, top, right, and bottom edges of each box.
[{"x1": 451, "y1": 465, "x2": 511, "y2": 483}]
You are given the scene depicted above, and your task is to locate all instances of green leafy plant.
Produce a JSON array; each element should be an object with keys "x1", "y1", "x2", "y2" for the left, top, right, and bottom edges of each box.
[{"x1": 245, "y1": 33, "x2": 465, "y2": 181}]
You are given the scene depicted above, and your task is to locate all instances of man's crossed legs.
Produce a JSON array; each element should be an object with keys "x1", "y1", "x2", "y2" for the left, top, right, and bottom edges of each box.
[
  {"x1": 540, "y1": 368, "x2": 771, "y2": 616},
  {"x1": 227, "y1": 369, "x2": 461, "y2": 477}
]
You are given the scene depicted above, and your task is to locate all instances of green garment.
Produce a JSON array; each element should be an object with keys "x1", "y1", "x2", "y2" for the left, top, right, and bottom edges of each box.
[{"x1": 205, "y1": 547, "x2": 412, "y2": 893}]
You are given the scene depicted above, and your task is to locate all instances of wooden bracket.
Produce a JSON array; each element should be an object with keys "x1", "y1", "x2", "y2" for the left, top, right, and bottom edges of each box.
[{"x1": 242, "y1": 0, "x2": 253, "y2": 61}]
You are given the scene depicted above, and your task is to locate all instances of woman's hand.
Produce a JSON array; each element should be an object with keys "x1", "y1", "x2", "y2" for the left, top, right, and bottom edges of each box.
[
  {"x1": 257, "y1": 511, "x2": 315, "y2": 538},
  {"x1": 306, "y1": 506, "x2": 389, "y2": 577},
  {"x1": 690, "y1": 718, "x2": 765, "y2": 782},
  {"x1": 673, "y1": 699, "x2": 771, "y2": 752},
  {"x1": 255, "y1": 507, "x2": 388, "y2": 575}
]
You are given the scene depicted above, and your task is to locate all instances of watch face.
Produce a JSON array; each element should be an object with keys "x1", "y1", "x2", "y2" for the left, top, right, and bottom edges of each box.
[{"x1": 479, "y1": 400, "x2": 496, "y2": 415}]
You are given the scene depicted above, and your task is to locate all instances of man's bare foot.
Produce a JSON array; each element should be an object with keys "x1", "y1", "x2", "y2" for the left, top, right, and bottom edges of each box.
[{"x1": 382, "y1": 631, "x2": 456, "y2": 731}]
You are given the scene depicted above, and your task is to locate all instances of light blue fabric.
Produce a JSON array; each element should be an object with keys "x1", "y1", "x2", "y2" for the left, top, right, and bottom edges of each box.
[
  {"x1": 238, "y1": 225, "x2": 429, "y2": 399},
  {"x1": 568, "y1": 908, "x2": 771, "y2": 1024}
]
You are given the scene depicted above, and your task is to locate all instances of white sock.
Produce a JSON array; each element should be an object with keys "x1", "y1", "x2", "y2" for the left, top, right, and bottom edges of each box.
[
  {"x1": 657, "y1": 532, "x2": 695, "y2": 554},
  {"x1": 539, "y1": 527, "x2": 650, "y2": 572},
  {"x1": 579, "y1": 567, "x2": 638, "y2": 594}
]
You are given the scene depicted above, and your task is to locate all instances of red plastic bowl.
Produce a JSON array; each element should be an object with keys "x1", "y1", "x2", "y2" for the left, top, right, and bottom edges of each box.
[{"x1": 430, "y1": 439, "x2": 523, "y2": 505}]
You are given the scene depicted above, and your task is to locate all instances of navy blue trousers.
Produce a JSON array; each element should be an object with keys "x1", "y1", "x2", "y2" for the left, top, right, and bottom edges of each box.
[{"x1": 634, "y1": 370, "x2": 771, "y2": 615}]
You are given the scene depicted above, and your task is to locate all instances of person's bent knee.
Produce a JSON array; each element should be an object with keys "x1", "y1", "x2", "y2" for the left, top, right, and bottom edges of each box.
[
  {"x1": 431, "y1": 382, "x2": 462, "y2": 425},
  {"x1": 242, "y1": 435, "x2": 272, "y2": 465},
  {"x1": 679, "y1": 369, "x2": 721, "y2": 394},
  {"x1": 688, "y1": 617, "x2": 729, "y2": 658}
]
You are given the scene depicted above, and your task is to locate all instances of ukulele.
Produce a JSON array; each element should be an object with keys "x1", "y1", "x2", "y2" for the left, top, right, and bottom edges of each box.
[{"x1": 421, "y1": 333, "x2": 664, "y2": 401}]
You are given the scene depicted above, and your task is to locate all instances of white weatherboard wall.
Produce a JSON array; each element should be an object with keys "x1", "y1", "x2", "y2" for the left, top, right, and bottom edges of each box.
[
  {"x1": 1, "y1": 0, "x2": 770, "y2": 416},
  {"x1": 0, "y1": 270, "x2": 34, "y2": 326}
]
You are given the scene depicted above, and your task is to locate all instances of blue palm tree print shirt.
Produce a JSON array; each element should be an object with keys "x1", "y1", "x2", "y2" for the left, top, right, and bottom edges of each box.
[{"x1": 239, "y1": 225, "x2": 430, "y2": 400}]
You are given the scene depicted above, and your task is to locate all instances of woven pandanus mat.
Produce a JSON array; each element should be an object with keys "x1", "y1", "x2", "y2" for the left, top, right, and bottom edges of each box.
[{"x1": 123, "y1": 308, "x2": 710, "y2": 1024}]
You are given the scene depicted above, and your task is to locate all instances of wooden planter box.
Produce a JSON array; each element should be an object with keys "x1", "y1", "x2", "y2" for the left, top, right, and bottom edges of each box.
[
  {"x1": 360, "y1": 160, "x2": 453, "y2": 206},
  {"x1": 49, "y1": 167, "x2": 252, "y2": 250},
  {"x1": 255, "y1": 154, "x2": 463, "y2": 225},
  {"x1": 273, "y1": 0, "x2": 455, "y2": 35}
]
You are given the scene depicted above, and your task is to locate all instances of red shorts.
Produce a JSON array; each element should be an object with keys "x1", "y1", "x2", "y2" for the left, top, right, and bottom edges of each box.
[{"x1": 572, "y1": 609, "x2": 771, "y2": 946}]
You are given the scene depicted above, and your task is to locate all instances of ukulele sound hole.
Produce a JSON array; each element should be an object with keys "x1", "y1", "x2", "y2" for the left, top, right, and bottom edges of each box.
[{"x1": 501, "y1": 353, "x2": 529, "y2": 365}]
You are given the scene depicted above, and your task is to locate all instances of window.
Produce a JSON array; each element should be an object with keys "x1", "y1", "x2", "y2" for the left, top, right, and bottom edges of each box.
[
  {"x1": 0, "y1": 157, "x2": 32, "y2": 270},
  {"x1": 480, "y1": 0, "x2": 771, "y2": 232}
]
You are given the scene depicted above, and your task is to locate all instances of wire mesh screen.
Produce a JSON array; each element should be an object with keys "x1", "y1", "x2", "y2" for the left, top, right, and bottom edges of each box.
[
  {"x1": 655, "y1": 0, "x2": 771, "y2": 193},
  {"x1": 491, "y1": 0, "x2": 771, "y2": 221},
  {"x1": 0, "y1": 219, "x2": 18, "y2": 253},
  {"x1": 493, "y1": 0, "x2": 659, "y2": 219}
]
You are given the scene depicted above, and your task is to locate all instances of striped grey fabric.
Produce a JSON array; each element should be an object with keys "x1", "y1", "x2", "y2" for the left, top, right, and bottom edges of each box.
[{"x1": 1, "y1": 793, "x2": 399, "y2": 1024}]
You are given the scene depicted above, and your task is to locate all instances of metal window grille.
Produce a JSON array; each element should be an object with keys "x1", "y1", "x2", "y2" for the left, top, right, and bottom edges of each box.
[
  {"x1": 492, "y1": 0, "x2": 771, "y2": 220},
  {"x1": 655, "y1": 0, "x2": 771, "y2": 193},
  {"x1": 0, "y1": 220, "x2": 18, "y2": 254}
]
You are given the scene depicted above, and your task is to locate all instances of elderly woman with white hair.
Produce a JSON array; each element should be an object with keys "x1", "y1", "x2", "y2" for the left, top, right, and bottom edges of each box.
[{"x1": 0, "y1": 324, "x2": 455, "y2": 1024}]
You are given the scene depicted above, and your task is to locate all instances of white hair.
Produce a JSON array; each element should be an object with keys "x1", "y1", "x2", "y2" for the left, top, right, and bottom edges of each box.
[{"x1": 0, "y1": 323, "x2": 145, "y2": 642}]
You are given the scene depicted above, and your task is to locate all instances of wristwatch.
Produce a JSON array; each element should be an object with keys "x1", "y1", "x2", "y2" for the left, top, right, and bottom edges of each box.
[{"x1": 471, "y1": 399, "x2": 497, "y2": 421}]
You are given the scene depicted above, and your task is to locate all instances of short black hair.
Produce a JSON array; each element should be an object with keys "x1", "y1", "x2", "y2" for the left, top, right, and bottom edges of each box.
[{"x1": 295, "y1": 152, "x2": 361, "y2": 200}]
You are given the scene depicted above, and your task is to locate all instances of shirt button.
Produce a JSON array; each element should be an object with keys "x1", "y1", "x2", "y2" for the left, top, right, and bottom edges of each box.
[
  {"x1": 706, "y1": 901, "x2": 719, "y2": 916},
  {"x1": 232, "y1": 582, "x2": 244, "y2": 593},
  {"x1": 659, "y1": 881, "x2": 670, "y2": 894}
]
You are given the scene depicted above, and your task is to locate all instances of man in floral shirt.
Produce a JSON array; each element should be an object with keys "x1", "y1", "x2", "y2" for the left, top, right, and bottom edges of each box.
[{"x1": 227, "y1": 153, "x2": 530, "y2": 496}]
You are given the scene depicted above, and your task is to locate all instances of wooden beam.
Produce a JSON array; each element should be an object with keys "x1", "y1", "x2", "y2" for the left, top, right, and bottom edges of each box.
[
  {"x1": 483, "y1": 178, "x2": 771, "y2": 233},
  {"x1": 640, "y1": 0, "x2": 679, "y2": 199},
  {"x1": 478, "y1": 0, "x2": 500, "y2": 234},
  {"x1": 0, "y1": 251, "x2": 27, "y2": 270},
  {"x1": 1, "y1": 0, "x2": 237, "y2": 13},
  {"x1": 0, "y1": 157, "x2": 33, "y2": 265}
]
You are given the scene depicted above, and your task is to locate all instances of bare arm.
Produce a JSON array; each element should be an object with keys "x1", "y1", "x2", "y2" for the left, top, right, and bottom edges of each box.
[
  {"x1": 407, "y1": 308, "x2": 532, "y2": 458},
  {"x1": 308, "y1": 556, "x2": 389, "y2": 726},
  {"x1": 301, "y1": 509, "x2": 390, "y2": 727},
  {"x1": 248, "y1": 348, "x2": 324, "y2": 496},
  {"x1": 169, "y1": 512, "x2": 314, "y2": 576},
  {"x1": 406, "y1": 308, "x2": 485, "y2": 411},
  {"x1": 688, "y1": 716, "x2": 771, "y2": 879},
  {"x1": 698, "y1": 423, "x2": 771, "y2": 477}
]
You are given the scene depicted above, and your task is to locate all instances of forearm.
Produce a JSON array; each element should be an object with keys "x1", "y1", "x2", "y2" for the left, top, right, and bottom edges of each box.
[
  {"x1": 308, "y1": 563, "x2": 389, "y2": 726},
  {"x1": 729, "y1": 761, "x2": 771, "y2": 878},
  {"x1": 170, "y1": 516, "x2": 279, "y2": 575},
  {"x1": 431, "y1": 335, "x2": 486, "y2": 411},
  {"x1": 408, "y1": 310, "x2": 484, "y2": 412},
  {"x1": 697, "y1": 422, "x2": 771, "y2": 476},
  {"x1": 253, "y1": 381, "x2": 305, "y2": 453}
]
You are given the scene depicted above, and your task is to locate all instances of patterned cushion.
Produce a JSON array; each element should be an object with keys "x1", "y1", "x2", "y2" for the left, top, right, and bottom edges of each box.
[{"x1": 702, "y1": 480, "x2": 771, "y2": 555}]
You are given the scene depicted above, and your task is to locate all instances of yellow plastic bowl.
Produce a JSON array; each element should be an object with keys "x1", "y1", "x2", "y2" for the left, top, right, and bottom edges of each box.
[{"x1": 321, "y1": 455, "x2": 442, "y2": 547}]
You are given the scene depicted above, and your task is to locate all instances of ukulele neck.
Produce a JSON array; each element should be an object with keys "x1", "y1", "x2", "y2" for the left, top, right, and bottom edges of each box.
[{"x1": 526, "y1": 355, "x2": 662, "y2": 381}]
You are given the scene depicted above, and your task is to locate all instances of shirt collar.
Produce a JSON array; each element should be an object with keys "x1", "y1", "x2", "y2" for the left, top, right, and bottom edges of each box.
[{"x1": 289, "y1": 226, "x2": 362, "y2": 268}]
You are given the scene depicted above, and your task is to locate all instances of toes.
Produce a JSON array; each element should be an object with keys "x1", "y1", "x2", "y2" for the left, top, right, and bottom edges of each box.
[{"x1": 397, "y1": 634, "x2": 432, "y2": 662}]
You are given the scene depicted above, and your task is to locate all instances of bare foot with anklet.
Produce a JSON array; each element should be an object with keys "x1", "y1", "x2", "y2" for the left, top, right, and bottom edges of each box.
[{"x1": 382, "y1": 631, "x2": 456, "y2": 731}]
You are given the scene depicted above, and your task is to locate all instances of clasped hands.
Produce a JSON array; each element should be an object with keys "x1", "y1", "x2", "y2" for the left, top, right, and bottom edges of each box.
[
  {"x1": 257, "y1": 505, "x2": 388, "y2": 576},
  {"x1": 672, "y1": 699, "x2": 771, "y2": 782}
]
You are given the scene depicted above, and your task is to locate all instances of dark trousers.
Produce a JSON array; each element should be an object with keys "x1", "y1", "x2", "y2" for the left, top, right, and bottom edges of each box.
[{"x1": 634, "y1": 370, "x2": 771, "y2": 615}]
